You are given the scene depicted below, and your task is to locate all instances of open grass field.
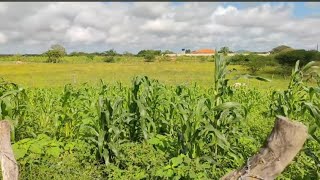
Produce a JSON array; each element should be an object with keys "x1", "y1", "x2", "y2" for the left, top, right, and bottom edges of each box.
[{"x1": 0, "y1": 61, "x2": 290, "y2": 90}]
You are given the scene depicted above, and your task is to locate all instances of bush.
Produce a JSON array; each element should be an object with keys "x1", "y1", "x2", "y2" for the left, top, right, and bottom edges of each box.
[
  {"x1": 137, "y1": 50, "x2": 161, "y2": 57},
  {"x1": 246, "y1": 57, "x2": 266, "y2": 74},
  {"x1": 229, "y1": 54, "x2": 250, "y2": 65},
  {"x1": 103, "y1": 56, "x2": 115, "y2": 63},
  {"x1": 275, "y1": 49, "x2": 320, "y2": 66},
  {"x1": 230, "y1": 54, "x2": 277, "y2": 66},
  {"x1": 46, "y1": 49, "x2": 64, "y2": 63},
  {"x1": 229, "y1": 54, "x2": 277, "y2": 74},
  {"x1": 144, "y1": 54, "x2": 155, "y2": 62},
  {"x1": 158, "y1": 55, "x2": 171, "y2": 62},
  {"x1": 86, "y1": 54, "x2": 95, "y2": 61}
]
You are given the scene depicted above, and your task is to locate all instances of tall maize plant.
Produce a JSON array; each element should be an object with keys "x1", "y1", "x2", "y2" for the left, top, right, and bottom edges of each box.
[
  {"x1": 172, "y1": 53, "x2": 246, "y2": 159},
  {"x1": 83, "y1": 81, "x2": 126, "y2": 165},
  {"x1": 269, "y1": 60, "x2": 320, "y2": 173}
]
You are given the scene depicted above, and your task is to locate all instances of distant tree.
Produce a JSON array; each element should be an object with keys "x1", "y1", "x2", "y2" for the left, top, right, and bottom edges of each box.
[
  {"x1": 104, "y1": 49, "x2": 117, "y2": 56},
  {"x1": 275, "y1": 49, "x2": 320, "y2": 66},
  {"x1": 137, "y1": 50, "x2": 161, "y2": 57},
  {"x1": 45, "y1": 44, "x2": 66, "y2": 63},
  {"x1": 271, "y1": 45, "x2": 293, "y2": 54},
  {"x1": 162, "y1": 50, "x2": 175, "y2": 54},
  {"x1": 86, "y1": 54, "x2": 95, "y2": 60},
  {"x1": 245, "y1": 56, "x2": 267, "y2": 74},
  {"x1": 103, "y1": 56, "x2": 115, "y2": 63},
  {"x1": 219, "y1": 47, "x2": 229, "y2": 56},
  {"x1": 69, "y1": 51, "x2": 88, "y2": 56},
  {"x1": 123, "y1": 51, "x2": 134, "y2": 56},
  {"x1": 185, "y1": 49, "x2": 191, "y2": 54},
  {"x1": 51, "y1": 44, "x2": 67, "y2": 55},
  {"x1": 46, "y1": 50, "x2": 64, "y2": 63}
]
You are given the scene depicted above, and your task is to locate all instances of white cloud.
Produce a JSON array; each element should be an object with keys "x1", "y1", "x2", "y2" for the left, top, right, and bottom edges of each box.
[
  {"x1": 0, "y1": 33, "x2": 7, "y2": 44},
  {"x1": 65, "y1": 26, "x2": 105, "y2": 43},
  {"x1": 0, "y1": 2, "x2": 319, "y2": 54}
]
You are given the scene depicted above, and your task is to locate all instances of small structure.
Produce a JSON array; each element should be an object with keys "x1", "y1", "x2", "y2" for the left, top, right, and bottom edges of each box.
[{"x1": 191, "y1": 49, "x2": 215, "y2": 54}]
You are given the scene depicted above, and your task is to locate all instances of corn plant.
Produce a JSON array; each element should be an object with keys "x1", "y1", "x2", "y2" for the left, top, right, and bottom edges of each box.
[
  {"x1": 0, "y1": 78, "x2": 26, "y2": 121},
  {"x1": 83, "y1": 82, "x2": 126, "y2": 165},
  {"x1": 126, "y1": 76, "x2": 156, "y2": 141},
  {"x1": 269, "y1": 60, "x2": 320, "y2": 174}
]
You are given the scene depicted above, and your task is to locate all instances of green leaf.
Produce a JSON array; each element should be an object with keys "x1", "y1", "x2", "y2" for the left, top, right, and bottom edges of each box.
[
  {"x1": 214, "y1": 102, "x2": 241, "y2": 111},
  {"x1": 29, "y1": 143, "x2": 42, "y2": 154},
  {"x1": 47, "y1": 147, "x2": 61, "y2": 158},
  {"x1": 171, "y1": 155, "x2": 184, "y2": 167},
  {"x1": 12, "y1": 145, "x2": 28, "y2": 160}
]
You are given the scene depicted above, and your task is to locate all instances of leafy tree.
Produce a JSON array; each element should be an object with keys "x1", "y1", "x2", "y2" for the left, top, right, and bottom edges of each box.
[
  {"x1": 219, "y1": 47, "x2": 229, "y2": 55},
  {"x1": 51, "y1": 44, "x2": 67, "y2": 55},
  {"x1": 185, "y1": 49, "x2": 191, "y2": 54},
  {"x1": 275, "y1": 49, "x2": 320, "y2": 66},
  {"x1": 123, "y1": 51, "x2": 134, "y2": 56},
  {"x1": 45, "y1": 44, "x2": 66, "y2": 63},
  {"x1": 245, "y1": 57, "x2": 266, "y2": 74},
  {"x1": 271, "y1": 45, "x2": 293, "y2": 54},
  {"x1": 162, "y1": 50, "x2": 174, "y2": 55},
  {"x1": 229, "y1": 54, "x2": 249, "y2": 65},
  {"x1": 137, "y1": 50, "x2": 161, "y2": 57},
  {"x1": 104, "y1": 49, "x2": 117, "y2": 56},
  {"x1": 46, "y1": 50, "x2": 64, "y2": 63},
  {"x1": 69, "y1": 51, "x2": 88, "y2": 56}
]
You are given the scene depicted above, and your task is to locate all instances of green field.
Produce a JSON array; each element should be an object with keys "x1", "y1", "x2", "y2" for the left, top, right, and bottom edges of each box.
[
  {"x1": 0, "y1": 61, "x2": 290, "y2": 90},
  {"x1": 1, "y1": 57, "x2": 319, "y2": 179}
]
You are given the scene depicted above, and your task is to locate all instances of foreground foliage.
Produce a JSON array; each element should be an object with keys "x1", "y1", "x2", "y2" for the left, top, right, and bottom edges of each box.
[{"x1": 0, "y1": 59, "x2": 319, "y2": 179}]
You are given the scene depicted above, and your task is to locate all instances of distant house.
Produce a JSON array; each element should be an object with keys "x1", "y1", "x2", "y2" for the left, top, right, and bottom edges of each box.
[
  {"x1": 165, "y1": 48, "x2": 216, "y2": 57},
  {"x1": 191, "y1": 49, "x2": 215, "y2": 54}
]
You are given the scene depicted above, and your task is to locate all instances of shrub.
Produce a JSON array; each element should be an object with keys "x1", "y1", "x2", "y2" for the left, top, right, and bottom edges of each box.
[
  {"x1": 103, "y1": 56, "x2": 115, "y2": 63},
  {"x1": 137, "y1": 50, "x2": 161, "y2": 57},
  {"x1": 46, "y1": 49, "x2": 64, "y2": 63},
  {"x1": 158, "y1": 55, "x2": 171, "y2": 62},
  {"x1": 86, "y1": 54, "x2": 95, "y2": 61},
  {"x1": 45, "y1": 44, "x2": 66, "y2": 63},
  {"x1": 144, "y1": 54, "x2": 155, "y2": 62},
  {"x1": 246, "y1": 57, "x2": 266, "y2": 74},
  {"x1": 275, "y1": 49, "x2": 320, "y2": 66},
  {"x1": 229, "y1": 54, "x2": 249, "y2": 65},
  {"x1": 231, "y1": 54, "x2": 276, "y2": 74}
]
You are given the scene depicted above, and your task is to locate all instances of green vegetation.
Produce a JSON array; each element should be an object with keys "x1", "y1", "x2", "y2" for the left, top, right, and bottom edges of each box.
[
  {"x1": 0, "y1": 56, "x2": 319, "y2": 179},
  {"x1": 45, "y1": 44, "x2": 67, "y2": 63},
  {"x1": 275, "y1": 49, "x2": 320, "y2": 66},
  {"x1": 270, "y1": 45, "x2": 294, "y2": 54},
  {"x1": 0, "y1": 48, "x2": 320, "y2": 179},
  {"x1": 219, "y1": 46, "x2": 230, "y2": 55}
]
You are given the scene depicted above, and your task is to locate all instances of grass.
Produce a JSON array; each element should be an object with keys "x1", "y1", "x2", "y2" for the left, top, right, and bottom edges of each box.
[{"x1": 0, "y1": 61, "x2": 291, "y2": 90}]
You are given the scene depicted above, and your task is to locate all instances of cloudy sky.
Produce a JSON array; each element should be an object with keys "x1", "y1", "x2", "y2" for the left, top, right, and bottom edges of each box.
[{"x1": 0, "y1": 2, "x2": 320, "y2": 54}]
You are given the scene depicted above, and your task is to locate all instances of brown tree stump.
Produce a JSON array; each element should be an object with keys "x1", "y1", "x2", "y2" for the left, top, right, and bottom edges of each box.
[
  {"x1": 221, "y1": 116, "x2": 308, "y2": 180},
  {"x1": 0, "y1": 121, "x2": 18, "y2": 180}
]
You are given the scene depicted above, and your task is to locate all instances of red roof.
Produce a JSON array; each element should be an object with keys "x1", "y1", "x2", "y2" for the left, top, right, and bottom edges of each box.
[{"x1": 192, "y1": 49, "x2": 215, "y2": 54}]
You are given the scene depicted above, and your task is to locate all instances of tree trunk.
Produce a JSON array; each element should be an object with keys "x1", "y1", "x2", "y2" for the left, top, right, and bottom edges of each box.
[
  {"x1": 221, "y1": 116, "x2": 308, "y2": 180},
  {"x1": 0, "y1": 121, "x2": 18, "y2": 180}
]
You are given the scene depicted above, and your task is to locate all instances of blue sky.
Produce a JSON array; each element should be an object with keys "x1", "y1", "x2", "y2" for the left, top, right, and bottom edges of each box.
[{"x1": 0, "y1": 2, "x2": 320, "y2": 54}]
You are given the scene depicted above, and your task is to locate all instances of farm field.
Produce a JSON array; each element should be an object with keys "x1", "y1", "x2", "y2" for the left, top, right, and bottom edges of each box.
[
  {"x1": 1, "y1": 55, "x2": 319, "y2": 179},
  {"x1": 0, "y1": 61, "x2": 290, "y2": 89},
  {"x1": 1, "y1": 2, "x2": 320, "y2": 179}
]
